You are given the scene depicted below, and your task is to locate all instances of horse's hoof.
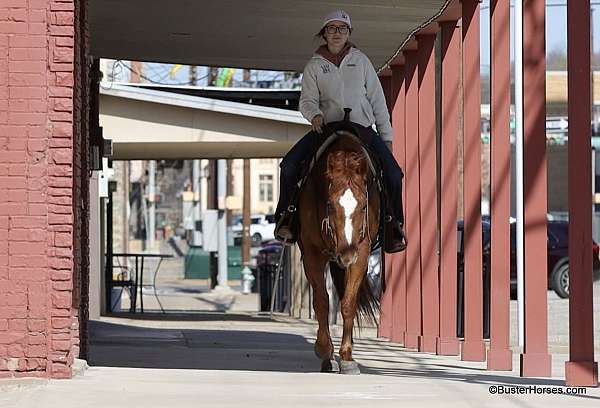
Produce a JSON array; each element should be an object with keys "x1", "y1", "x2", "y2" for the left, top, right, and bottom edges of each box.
[
  {"x1": 320, "y1": 358, "x2": 340, "y2": 373},
  {"x1": 339, "y1": 359, "x2": 360, "y2": 375}
]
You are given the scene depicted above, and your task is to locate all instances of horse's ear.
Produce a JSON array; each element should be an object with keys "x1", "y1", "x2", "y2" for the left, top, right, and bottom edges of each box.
[{"x1": 356, "y1": 155, "x2": 367, "y2": 176}]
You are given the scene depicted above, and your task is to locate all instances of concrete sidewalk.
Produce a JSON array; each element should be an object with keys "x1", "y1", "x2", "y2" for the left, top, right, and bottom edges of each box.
[{"x1": 1, "y1": 311, "x2": 600, "y2": 408}]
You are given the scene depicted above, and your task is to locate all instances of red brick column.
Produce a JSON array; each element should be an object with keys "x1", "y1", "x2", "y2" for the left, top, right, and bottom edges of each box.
[{"x1": 1, "y1": 0, "x2": 83, "y2": 379}]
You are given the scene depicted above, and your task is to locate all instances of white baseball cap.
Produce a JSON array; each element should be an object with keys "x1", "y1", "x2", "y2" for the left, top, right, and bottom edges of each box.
[{"x1": 321, "y1": 10, "x2": 352, "y2": 29}]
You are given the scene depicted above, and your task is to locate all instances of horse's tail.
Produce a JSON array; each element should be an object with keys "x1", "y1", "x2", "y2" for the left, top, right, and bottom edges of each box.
[{"x1": 328, "y1": 261, "x2": 380, "y2": 328}]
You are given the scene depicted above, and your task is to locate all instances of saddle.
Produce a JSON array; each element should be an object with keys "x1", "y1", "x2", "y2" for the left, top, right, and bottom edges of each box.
[{"x1": 294, "y1": 110, "x2": 388, "y2": 251}]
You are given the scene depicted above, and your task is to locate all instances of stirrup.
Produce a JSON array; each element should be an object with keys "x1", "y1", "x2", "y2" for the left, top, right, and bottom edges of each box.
[
  {"x1": 275, "y1": 211, "x2": 297, "y2": 245},
  {"x1": 383, "y1": 219, "x2": 407, "y2": 253}
]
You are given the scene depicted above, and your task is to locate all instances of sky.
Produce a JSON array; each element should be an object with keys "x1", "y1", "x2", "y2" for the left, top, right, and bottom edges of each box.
[{"x1": 480, "y1": 0, "x2": 600, "y2": 69}]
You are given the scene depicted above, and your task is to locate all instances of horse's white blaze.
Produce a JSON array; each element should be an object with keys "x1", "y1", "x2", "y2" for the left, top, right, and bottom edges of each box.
[{"x1": 339, "y1": 188, "x2": 358, "y2": 243}]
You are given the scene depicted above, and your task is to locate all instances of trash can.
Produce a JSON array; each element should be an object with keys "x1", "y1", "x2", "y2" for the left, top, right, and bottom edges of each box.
[
  {"x1": 257, "y1": 242, "x2": 289, "y2": 312},
  {"x1": 227, "y1": 245, "x2": 242, "y2": 280},
  {"x1": 184, "y1": 245, "x2": 244, "y2": 280},
  {"x1": 184, "y1": 246, "x2": 211, "y2": 279}
]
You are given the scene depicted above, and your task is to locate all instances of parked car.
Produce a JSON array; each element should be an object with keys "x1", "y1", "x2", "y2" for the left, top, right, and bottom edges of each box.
[
  {"x1": 232, "y1": 214, "x2": 276, "y2": 246},
  {"x1": 457, "y1": 217, "x2": 600, "y2": 299},
  {"x1": 508, "y1": 220, "x2": 600, "y2": 298}
]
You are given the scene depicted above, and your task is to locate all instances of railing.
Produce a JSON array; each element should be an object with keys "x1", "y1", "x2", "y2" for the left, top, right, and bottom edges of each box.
[{"x1": 376, "y1": 0, "x2": 597, "y2": 386}]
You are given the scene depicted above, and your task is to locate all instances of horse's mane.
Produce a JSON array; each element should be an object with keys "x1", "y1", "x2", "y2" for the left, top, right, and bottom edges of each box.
[{"x1": 323, "y1": 135, "x2": 368, "y2": 193}]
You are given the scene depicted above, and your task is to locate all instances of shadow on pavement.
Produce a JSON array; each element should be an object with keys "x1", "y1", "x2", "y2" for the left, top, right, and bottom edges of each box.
[
  {"x1": 105, "y1": 311, "x2": 272, "y2": 323},
  {"x1": 88, "y1": 319, "x2": 318, "y2": 373}
]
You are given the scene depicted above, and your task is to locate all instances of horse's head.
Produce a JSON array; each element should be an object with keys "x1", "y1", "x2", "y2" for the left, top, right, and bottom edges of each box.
[{"x1": 324, "y1": 148, "x2": 370, "y2": 268}]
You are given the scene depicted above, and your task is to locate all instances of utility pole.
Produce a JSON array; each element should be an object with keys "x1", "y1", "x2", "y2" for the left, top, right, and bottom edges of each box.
[
  {"x1": 205, "y1": 66, "x2": 219, "y2": 285},
  {"x1": 226, "y1": 159, "x2": 234, "y2": 226},
  {"x1": 122, "y1": 162, "x2": 129, "y2": 254},
  {"x1": 243, "y1": 69, "x2": 251, "y2": 86},
  {"x1": 148, "y1": 160, "x2": 156, "y2": 250},
  {"x1": 124, "y1": 61, "x2": 143, "y2": 253},
  {"x1": 207, "y1": 160, "x2": 218, "y2": 289},
  {"x1": 192, "y1": 160, "x2": 202, "y2": 246},
  {"x1": 190, "y1": 66, "x2": 202, "y2": 246},
  {"x1": 130, "y1": 61, "x2": 143, "y2": 83},
  {"x1": 208, "y1": 67, "x2": 219, "y2": 86},
  {"x1": 242, "y1": 160, "x2": 251, "y2": 262},
  {"x1": 190, "y1": 65, "x2": 197, "y2": 86},
  {"x1": 215, "y1": 159, "x2": 230, "y2": 291},
  {"x1": 240, "y1": 159, "x2": 252, "y2": 294}
]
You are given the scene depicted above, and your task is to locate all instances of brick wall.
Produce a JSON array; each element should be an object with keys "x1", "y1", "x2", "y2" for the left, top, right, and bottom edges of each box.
[
  {"x1": 0, "y1": 0, "x2": 86, "y2": 379},
  {"x1": 72, "y1": 0, "x2": 90, "y2": 362}
]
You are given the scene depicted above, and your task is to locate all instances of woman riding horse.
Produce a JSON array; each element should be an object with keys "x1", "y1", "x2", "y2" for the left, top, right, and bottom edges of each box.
[
  {"x1": 273, "y1": 10, "x2": 407, "y2": 374},
  {"x1": 274, "y1": 10, "x2": 406, "y2": 253}
]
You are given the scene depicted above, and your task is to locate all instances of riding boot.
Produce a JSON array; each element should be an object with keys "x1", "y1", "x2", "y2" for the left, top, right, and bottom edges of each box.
[
  {"x1": 381, "y1": 182, "x2": 407, "y2": 253},
  {"x1": 274, "y1": 183, "x2": 301, "y2": 245},
  {"x1": 274, "y1": 201, "x2": 299, "y2": 245},
  {"x1": 383, "y1": 212, "x2": 407, "y2": 253}
]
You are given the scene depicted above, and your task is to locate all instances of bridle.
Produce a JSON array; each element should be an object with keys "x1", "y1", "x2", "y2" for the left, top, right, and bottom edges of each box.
[{"x1": 321, "y1": 181, "x2": 373, "y2": 263}]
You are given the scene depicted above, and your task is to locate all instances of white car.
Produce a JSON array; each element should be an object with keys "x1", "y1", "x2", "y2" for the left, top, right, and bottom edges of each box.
[{"x1": 231, "y1": 214, "x2": 276, "y2": 246}]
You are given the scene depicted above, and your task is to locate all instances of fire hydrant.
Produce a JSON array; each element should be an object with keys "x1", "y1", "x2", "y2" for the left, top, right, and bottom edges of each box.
[{"x1": 241, "y1": 266, "x2": 255, "y2": 294}]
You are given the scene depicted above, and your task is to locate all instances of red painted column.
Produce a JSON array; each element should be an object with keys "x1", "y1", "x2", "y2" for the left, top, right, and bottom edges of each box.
[
  {"x1": 380, "y1": 75, "x2": 393, "y2": 116},
  {"x1": 403, "y1": 50, "x2": 422, "y2": 350},
  {"x1": 390, "y1": 64, "x2": 407, "y2": 345},
  {"x1": 520, "y1": 0, "x2": 551, "y2": 377},
  {"x1": 487, "y1": 0, "x2": 513, "y2": 371},
  {"x1": 378, "y1": 73, "x2": 393, "y2": 339},
  {"x1": 416, "y1": 34, "x2": 439, "y2": 353},
  {"x1": 461, "y1": 0, "x2": 485, "y2": 362},
  {"x1": 437, "y1": 20, "x2": 460, "y2": 356},
  {"x1": 379, "y1": 252, "x2": 393, "y2": 338},
  {"x1": 565, "y1": 0, "x2": 598, "y2": 387}
]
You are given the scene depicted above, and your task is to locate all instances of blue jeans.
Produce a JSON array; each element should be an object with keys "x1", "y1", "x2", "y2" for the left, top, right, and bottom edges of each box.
[{"x1": 275, "y1": 126, "x2": 404, "y2": 225}]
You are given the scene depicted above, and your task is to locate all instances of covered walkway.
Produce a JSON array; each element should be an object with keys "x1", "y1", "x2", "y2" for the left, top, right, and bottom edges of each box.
[{"x1": 1, "y1": 0, "x2": 599, "y2": 394}]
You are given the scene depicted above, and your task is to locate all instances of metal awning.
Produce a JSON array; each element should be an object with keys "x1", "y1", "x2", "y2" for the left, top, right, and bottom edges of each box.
[
  {"x1": 90, "y1": 0, "x2": 449, "y2": 72},
  {"x1": 100, "y1": 85, "x2": 310, "y2": 159}
]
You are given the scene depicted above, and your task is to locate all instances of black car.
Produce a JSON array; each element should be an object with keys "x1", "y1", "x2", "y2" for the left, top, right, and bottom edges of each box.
[
  {"x1": 510, "y1": 221, "x2": 600, "y2": 298},
  {"x1": 457, "y1": 217, "x2": 600, "y2": 299}
]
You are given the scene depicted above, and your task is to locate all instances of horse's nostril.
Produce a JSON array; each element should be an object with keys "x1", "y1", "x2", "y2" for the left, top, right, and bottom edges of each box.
[{"x1": 337, "y1": 249, "x2": 358, "y2": 268}]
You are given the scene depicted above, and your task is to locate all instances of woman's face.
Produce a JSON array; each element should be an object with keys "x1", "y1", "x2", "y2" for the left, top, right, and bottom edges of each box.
[{"x1": 323, "y1": 21, "x2": 350, "y2": 48}]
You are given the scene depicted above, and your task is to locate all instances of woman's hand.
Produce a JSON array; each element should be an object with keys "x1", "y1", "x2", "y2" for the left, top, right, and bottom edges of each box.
[{"x1": 311, "y1": 114, "x2": 324, "y2": 133}]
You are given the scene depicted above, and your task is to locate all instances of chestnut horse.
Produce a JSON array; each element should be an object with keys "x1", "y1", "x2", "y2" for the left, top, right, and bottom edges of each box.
[{"x1": 297, "y1": 130, "x2": 380, "y2": 375}]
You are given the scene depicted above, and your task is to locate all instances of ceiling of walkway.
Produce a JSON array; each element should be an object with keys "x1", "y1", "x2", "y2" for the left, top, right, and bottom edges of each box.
[{"x1": 90, "y1": 0, "x2": 450, "y2": 72}]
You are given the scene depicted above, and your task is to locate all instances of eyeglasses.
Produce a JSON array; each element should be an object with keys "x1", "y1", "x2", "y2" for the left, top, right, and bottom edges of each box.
[{"x1": 325, "y1": 25, "x2": 349, "y2": 35}]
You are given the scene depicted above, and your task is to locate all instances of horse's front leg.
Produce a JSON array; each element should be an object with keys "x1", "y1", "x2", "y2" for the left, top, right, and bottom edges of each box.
[
  {"x1": 338, "y1": 244, "x2": 370, "y2": 375},
  {"x1": 301, "y1": 245, "x2": 337, "y2": 372}
]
